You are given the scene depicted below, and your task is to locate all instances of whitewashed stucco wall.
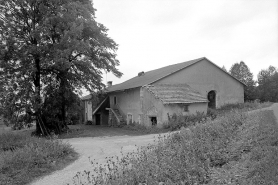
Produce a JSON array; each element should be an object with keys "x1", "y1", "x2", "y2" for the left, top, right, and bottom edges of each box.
[{"x1": 154, "y1": 59, "x2": 244, "y2": 108}]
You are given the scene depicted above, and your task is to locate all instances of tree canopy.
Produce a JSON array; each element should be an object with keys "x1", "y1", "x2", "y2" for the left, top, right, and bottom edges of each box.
[
  {"x1": 257, "y1": 66, "x2": 278, "y2": 102},
  {"x1": 0, "y1": 0, "x2": 122, "y2": 135},
  {"x1": 221, "y1": 65, "x2": 227, "y2": 72},
  {"x1": 229, "y1": 61, "x2": 255, "y2": 101}
]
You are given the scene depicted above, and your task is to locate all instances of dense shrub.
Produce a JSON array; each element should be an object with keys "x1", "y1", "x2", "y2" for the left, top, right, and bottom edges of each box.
[
  {"x1": 167, "y1": 102, "x2": 272, "y2": 132},
  {"x1": 209, "y1": 110, "x2": 278, "y2": 184},
  {"x1": 72, "y1": 109, "x2": 278, "y2": 185},
  {"x1": 125, "y1": 103, "x2": 272, "y2": 134},
  {"x1": 167, "y1": 111, "x2": 215, "y2": 131},
  {"x1": 85, "y1": 120, "x2": 93, "y2": 125},
  {"x1": 0, "y1": 132, "x2": 78, "y2": 185}
]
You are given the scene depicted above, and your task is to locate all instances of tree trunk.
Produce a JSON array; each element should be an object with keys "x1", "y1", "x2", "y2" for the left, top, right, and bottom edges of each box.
[
  {"x1": 33, "y1": 57, "x2": 47, "y2": 136},
  {"x1": 59, "y1": 74, "x2": 69, "y2": 134},
  {"x1": 61, "y1": 76, "x2": 66, "y2": 127}
]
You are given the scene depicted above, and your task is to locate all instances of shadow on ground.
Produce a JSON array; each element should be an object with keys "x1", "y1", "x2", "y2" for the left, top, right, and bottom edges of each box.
[{"x1": 59, "y1": 124, "x2": 145, "y2": 139}]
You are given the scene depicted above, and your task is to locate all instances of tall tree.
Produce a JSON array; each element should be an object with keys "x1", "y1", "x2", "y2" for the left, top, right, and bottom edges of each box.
[
  {"x1": 222, "y1": 65, "x2": 227, "y2": 72},
  {"x1": 0, "y1": 0, "x2": 122, "y2": 135},
  {"x1": 229, "y1": 61, "x2": 256, "y2": 101},
  {"x1": 257, "y1": 66, "x2": 278, "y2": 102}
]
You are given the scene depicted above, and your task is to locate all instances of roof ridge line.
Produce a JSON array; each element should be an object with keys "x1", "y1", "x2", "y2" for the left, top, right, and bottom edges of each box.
[{"x1": 148, "y1": 57, "x2": 205, "y2": 85}]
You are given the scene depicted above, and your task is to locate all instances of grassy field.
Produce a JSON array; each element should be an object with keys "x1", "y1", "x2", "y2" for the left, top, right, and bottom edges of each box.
[
  {"x1": 59, "y1": 124, "x2": 146, "y2": 139},
  {"x1": 0, "y1": 131, "x2": 78, "y2": 185},
  {"x1": 213, "y1": 101, "x2": 273, "y2": 115},
  {"x1": 72, "y1": 108, "x2": 278, "y2": 185},
  {"x1": 60, "y1": 122, "x2": 171, "y2": 139}
]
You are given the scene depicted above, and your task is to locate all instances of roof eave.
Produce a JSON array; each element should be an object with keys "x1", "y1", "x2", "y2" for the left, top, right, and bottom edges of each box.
[
  {"x1": 92, "y1": 97, "x2": 108, "y2": 115},
  {"x1": 106, "y1": 86, "x2": 141, "y2": 93},
  {"x1": 107, "y1": 57, "x2": 206, "y2": 92}
]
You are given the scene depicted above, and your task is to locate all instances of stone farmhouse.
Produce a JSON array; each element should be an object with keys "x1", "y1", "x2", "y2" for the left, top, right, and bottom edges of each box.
[{"x1": 89, "y1": 57, "x2": 245, "y2": 127}]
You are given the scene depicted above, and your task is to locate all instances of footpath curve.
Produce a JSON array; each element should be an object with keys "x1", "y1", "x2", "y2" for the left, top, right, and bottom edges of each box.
[
  {"x1": 29, "y1": 133, "x2": 162, "y2": 185},
  {"x1": 29, "y1": 103, "x2": 278, "y2": 185}
]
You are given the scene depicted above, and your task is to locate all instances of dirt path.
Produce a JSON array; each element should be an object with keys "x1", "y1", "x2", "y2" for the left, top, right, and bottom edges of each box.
[
  {"x1": 29, "y1": 133, "x2": 165, "y2": 185},
  {"x1": 29, "y1": 103, "x2": 278, "y2": 185}
]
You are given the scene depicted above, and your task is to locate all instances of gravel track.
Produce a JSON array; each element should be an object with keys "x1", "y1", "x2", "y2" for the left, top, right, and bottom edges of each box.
[
  {"x1": 29, "y1": 103, "x2": 278, "y2": 185},
  {"x1": 29, "y1": 133, "x2": 163, "y2": 185}
]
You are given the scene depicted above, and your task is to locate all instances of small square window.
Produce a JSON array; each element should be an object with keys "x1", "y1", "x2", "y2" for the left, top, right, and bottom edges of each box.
[
  {"x1": 150, "y1": 117, "x2": 157, "y2": 126},
  {"x1": 184, "y1": 104, "x2": 189, "y2": 112}
]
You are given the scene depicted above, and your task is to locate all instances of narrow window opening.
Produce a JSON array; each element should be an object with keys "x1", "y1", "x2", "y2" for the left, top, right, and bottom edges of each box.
[
  {"x1": 150, "y1": 117, "x2": 157, "y2": 126},
  {"x1": 114, "y1": 96, "x2": 117, "y2": 105},
  {"x1": 127, "y1": 114, "x2": 133, "y2": 124}
]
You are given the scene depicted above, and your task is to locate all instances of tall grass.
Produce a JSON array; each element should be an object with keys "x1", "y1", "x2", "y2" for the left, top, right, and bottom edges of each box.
[
  {"x1": 72, "y1": 109, "x2": 278, "y2": 185},
  {"x1": 0, "y1": 132, "x2": 78, "y2": 185},
  {"x1": 215, "y1": 102, "x2": 273, "y2": 115},
  {"x1": 167, "y1": 102, "x2": 273, "y2": 131}
]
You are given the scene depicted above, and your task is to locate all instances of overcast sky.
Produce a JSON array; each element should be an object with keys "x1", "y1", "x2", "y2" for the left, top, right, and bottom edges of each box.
[{"x1": 93, "y1": 0, "x2": 278, "y2": 86}]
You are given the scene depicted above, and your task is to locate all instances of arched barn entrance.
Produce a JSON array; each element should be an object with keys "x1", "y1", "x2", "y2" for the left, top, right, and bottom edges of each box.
[{"x1": 207, "y1": 90, "x2": 216, "y2": 109}]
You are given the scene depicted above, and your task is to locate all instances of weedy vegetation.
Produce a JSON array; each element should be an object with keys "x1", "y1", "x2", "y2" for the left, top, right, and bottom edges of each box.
[
  {"x1": 123, "y1": 102, "x2": 273, "y2": 133},
  {"x1": 122, "y1": 122, "x2": 171, "y2": 134},
  {"x1": 214, "y1": 101, "x2": 273, "y2": 115},
  {"x1": 71, "y1": 108, "x2": 278, "y2": 185},
  {"x1": 0, "y1": 131, "x2": 78, "y2": 185}
]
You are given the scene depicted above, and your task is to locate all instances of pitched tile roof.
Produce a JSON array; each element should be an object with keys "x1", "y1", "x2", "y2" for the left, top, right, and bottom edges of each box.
[
  {"x1": 107, "y1": 57, "x2": 245, "y2": 92},
  {"x1": 107, "y1": 57, "x2": 205, "y2": 92},
  {"x1": 145, "y1": 84, "x2": 209, "y2": 104}
]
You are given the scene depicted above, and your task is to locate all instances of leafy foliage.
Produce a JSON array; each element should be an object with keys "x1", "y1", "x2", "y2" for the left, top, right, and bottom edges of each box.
[
  {"x1": 0, "y1": 0, "x2": 122, "y2": 135},
  {"x1": 165, "y1": 102, "x2": 272, "y2": 131},
  {"x1": 167, "y1": 111, "x2": 214, "y2": 130},
  {"x1": 221, "y1": 65, "x2": 227, "y2": 72},
  {"x1": 229, "y1": 61, "x2": 256, "y2": 101},
  {"x1": 0, "y1": 131, "x2": 78, "y2": 185},
  {"x1": 41, "y1": 85, "x2": 82, "y2": 134},
  {"x1": 257, "y1": 66, "x2": 278, "y2": 102}
]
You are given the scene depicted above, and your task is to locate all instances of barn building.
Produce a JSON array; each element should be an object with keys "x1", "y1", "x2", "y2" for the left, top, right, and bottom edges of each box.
[{"x1": 91, "y1": 57, "x2": 245, "y2": 127}]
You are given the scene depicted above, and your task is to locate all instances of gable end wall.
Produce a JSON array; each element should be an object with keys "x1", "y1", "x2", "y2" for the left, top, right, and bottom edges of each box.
[
  {"x1": 109, "y1": 88, "x2": 141, "y2": 124},
  {"x1": 153, "y1": 59, "x2": 244, "y2": 108}
]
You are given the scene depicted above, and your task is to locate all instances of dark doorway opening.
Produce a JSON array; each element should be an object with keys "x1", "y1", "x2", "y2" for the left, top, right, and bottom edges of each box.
[
  {"x1": 95, "y1": 114, "x2": 101, "y2": 125},
  {"x1": 208, "y1": 91, "x2": 216, "y2": 109},
  {"x1": 150, "y1": 117, "x2": 157, "y2": 126}
]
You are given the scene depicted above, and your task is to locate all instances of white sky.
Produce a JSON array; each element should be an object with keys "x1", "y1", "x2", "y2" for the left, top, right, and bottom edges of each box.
[{"x1": 93, "y1": 0, "x2": 278, "y2": 86}]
